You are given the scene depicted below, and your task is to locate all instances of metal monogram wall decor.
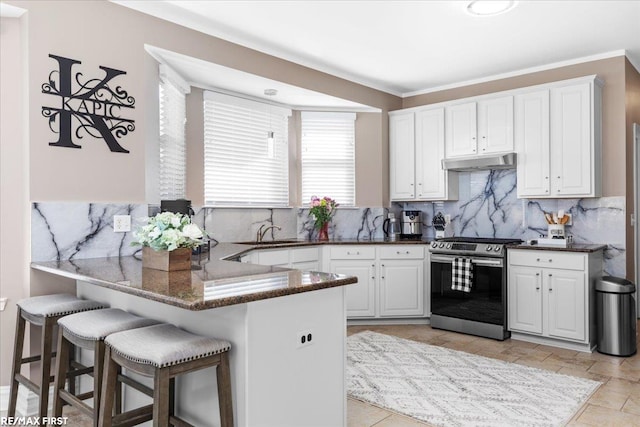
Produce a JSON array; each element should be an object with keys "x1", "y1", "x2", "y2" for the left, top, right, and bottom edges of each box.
[{"x1": 42, "y1": 54, "x2": 136, "y2": 153}]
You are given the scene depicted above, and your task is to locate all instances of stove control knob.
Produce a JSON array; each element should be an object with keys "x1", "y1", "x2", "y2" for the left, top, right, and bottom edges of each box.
[
  {"x1": 446, "y1": 243, "x2": 452, "y2": 249},
  {"x1": 431, "y1": 242, "x2": 437, "y2": 248},
  {"x1": 486, "y1": 245, "x2": 493, "y2": 251},
  {"x1": 494, "y1": 247, "x2": 501, "y2": 253},
  {"x1": 439, "y1": 243, "x2": 445, "y2": 248}
]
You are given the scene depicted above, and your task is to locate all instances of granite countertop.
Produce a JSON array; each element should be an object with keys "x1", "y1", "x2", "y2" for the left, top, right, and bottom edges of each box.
[
  {"x1": 230, "y1": 237, "x2": 430, "y2": 250},
  {"x1": 506, "y1": 242, "x2": 607, "y2": 253},
  {"x1": 30, "y1": 242, "x2": 359, "y2": 311}
]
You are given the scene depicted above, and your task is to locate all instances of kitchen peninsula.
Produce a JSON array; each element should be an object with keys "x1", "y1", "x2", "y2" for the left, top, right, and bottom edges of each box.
[{"x1": 31, "y1": 242, "x2": 357, "y2": 427}]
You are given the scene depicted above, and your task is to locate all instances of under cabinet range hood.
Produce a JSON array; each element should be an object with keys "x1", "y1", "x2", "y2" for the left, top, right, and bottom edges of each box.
[{"x1": 441, "y1": 152, "x2": 516, "y2": 171}]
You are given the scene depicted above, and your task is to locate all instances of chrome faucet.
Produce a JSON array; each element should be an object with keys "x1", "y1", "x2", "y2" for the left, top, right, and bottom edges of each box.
[{"x1": 256, "y1": 224, "x2": 281, "y2": 242}]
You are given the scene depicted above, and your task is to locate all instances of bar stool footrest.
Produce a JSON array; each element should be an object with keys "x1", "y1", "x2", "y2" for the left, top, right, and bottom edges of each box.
[
  {"x1": 112, "y1": 404, "x2": 153, "y2": 427},
  {"x1": 169, "y1": 415, "x2": 195, "y2": 427},
  {"x1": 59, "y1": 389, "x2": 94, "y2": 417}
]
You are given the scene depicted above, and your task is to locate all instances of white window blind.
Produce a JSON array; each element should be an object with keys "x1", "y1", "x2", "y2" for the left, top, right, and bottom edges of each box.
[
  {"x1": 158, "y1": 64, "x2": 190, "y2": 200},
  {"x1": 204, "y1": 91, "x2": 291, "y2": 207},
  {"x1": 301, "y1": 112, "x2": 356, "y2": 206}
]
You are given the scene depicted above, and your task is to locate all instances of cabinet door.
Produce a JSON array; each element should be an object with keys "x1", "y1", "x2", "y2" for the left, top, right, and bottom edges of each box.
[
  {"x1": 256, "y1": 249, "x2": 289, "y2": 267},
  {"x1": 508, "y1": 266, "x2": 543, "y2": 334},
  {"x1": 291, "y1": 261, "x2": 319, "y2": 271},
  {"x1": 389, "y1": 113, "x2": 416, "y2": 200},
  {"x1": 331, "y1": 260, "x2": 376, "y2": 318},
  {"x1": 379, "y1": 260, "x2": 424, "y2": 317},
  {"x1": 546, "y1": 269, "x2": 586, "y2": 341},
  {"x1": 415, "y1": 108, "x2": 448, "y2": 200},
  {"x1": 445, "y1": 102, "x2": 477, "y2": 158},
  {"x1": 478, "y1": 96, "x2": 514, "y2": 154},
  {"x1": 550, "y1": 83, "x2": 592, "y2": 196},
  {"x1": 515, "y1": 90, "x2": 550, "y2": 197}
]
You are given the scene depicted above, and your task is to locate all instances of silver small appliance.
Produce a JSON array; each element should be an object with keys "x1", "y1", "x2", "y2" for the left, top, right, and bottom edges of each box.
[{"x1": 401, "y1": 210, "x2": 422, "y2": 239}]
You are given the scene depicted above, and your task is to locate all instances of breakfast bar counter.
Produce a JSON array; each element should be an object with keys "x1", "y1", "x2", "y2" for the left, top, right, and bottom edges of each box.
[{"x1": 31, "y1": 242, "x2": 357, "y2": 427}]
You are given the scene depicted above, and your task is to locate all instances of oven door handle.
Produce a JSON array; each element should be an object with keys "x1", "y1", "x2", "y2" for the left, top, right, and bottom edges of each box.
[{"x1": 430, "y1": 255, "x2": 503, "y2": 267}]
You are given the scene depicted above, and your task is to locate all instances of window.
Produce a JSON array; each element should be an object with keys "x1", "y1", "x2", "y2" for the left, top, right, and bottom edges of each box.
[
  {"x1": 301, "y1": 112, "x2": 356, "y2": 206},
  {"x1": 203, "y1": 92, "x2": 291, "y2": 207},
  {"x1": 158, "y1": 64, "x2": 190, "y2": 199}
]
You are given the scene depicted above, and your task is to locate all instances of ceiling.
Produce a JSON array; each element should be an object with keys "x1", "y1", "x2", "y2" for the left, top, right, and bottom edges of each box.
[{"x1": 115, "y1": 0, "x2": 640, "y2": 97}]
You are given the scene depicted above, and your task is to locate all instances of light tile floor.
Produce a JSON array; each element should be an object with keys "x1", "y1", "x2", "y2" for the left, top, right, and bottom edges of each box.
[
  {"x1": 347, "y1": 322, "x2": 640, "y2": 427},
  {"x1": 62, "y1": 322, "x2": 640, "y2": 426}
]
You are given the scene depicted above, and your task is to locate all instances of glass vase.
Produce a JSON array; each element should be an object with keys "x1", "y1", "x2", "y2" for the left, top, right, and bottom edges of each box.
[{"x1": 317, "y1": 222, "x2": 329, "y2": 241}]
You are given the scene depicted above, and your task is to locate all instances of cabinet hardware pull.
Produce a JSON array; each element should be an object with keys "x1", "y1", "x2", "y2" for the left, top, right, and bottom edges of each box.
[
  {"x1": 548, "y1": 259, "x2": 552, "y2": 262},
  {"x1": 371, "y1": 276, "x2": 375, "y2": 279},
  {"x1": 557, "y1": 176, "x2": 561, "y2": 179},
  {"x1": 536, "y1": 287, "x2": 540, "y2": 290},
  {"x1": 549, "y1": 288, "x2": 553, "y2": 292},
  {"x1": 545, "y1": 176, "x2": 548, "y2": 179},
  {"x1": 536, "y1": 273, "x2": 540, "y2": 276},
  {"x1": 371, "y1": 264, "x2": 375, "y2": 267},
  {"x1": 410, "y1": 183, "x2": 414, "y2": 186},
  {"x1": 536, "y1": 258, "x2": 540, "y2": 262},
  {"x1": 549, "y1": 274, "x2": 553, "y2": 277}
]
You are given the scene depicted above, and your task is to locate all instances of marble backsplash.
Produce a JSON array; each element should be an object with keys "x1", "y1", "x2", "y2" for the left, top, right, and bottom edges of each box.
[
  {"x1": 32, "y1": 202, "x2": 148, "y2": 262},
  {"x1": 400, "y1": 169, "x2": 626, "y2": 276},
  {"x1": 31, "y1": 171, "x2": 625, "y2": 277}
]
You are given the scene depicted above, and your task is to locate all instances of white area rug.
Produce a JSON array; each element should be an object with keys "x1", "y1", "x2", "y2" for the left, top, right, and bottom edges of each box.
[{"x1": 347, "y1": 331, "x2": 601, "y2": 427}]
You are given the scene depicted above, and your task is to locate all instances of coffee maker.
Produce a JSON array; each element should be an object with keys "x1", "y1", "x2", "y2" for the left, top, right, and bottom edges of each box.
[{"x1": 401, "y1": 210, "x2": 422, "y2": 240}]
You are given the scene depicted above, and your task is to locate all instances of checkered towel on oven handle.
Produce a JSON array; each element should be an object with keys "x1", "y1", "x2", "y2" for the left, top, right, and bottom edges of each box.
[{"x1": 451, "y1": 258, "x2": 473, "y2": 292}]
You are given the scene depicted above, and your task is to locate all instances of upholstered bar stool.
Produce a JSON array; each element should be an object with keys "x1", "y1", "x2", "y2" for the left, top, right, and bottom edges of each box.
[
  {"x1": 53, "y1": 308, "x2": 160, "y2": 426},
  {"x1": 8, "y1": 294, "x2": 105, "y2": 418},
  {"x1": 99, "y1": 323, "x2": 234, "y2": 427}
]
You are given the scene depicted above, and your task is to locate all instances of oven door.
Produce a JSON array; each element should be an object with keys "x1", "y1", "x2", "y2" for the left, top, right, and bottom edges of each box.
[{"x1": 430, "y1": 254, "x2": 505, "y2": 325}]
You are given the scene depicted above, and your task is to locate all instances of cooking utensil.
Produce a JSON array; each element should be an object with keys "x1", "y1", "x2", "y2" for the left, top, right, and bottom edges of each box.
[
  {"x1": 552, "y1": 212, "x2": 558, "y2": 224},
  {"x1": 544, "y1": 213, "x2": 553, "y2": 224}
]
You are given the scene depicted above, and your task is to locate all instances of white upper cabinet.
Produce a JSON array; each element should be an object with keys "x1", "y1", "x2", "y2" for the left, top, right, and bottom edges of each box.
[
  {"x1": 445, "y1": 102, "x2": 477, "y2": 157},
  {"x1": 550, "y1": 83, "x2": 595, "y2": 196},
  {"x1": 389, "y1": 108, "x2": 457, "y2": 201},
  {"x1": 445, "y1": 96, "x2": 513, "y2": 158},
  {"x1": 389, "y1": 112, "x2": 416, "y2": 200},
  {"x1": 415, "y1": 108, "x2": 457, "y2": 200},
  {"x1": 516, "y1": 90, "x2": 551, "y2": 197},
  {"x1": 478, "y1": 96, "x2": 514, "y2": 154},
  {"x1": 516, "y1": 76, "x2": 602, "y2": 198}
]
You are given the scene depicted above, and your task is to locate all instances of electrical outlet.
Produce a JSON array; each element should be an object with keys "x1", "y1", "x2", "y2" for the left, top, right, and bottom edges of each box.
[
  {"x1": 296, "y1": 329, "x2": 314, "y2": 349},
  {"x1": 113, "y1": 215, "x2": 131, "y2": 232},
  {"x1": 0, "y1": 297, "x2": 7, "y2": 311},
  {"x1": 444, "y1": 214, "x2": 451, "y2": 224}
]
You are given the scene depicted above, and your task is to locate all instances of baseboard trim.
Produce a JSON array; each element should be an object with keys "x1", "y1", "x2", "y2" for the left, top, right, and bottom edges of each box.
[
  {"x1": 510, "y1": 332, "x2": 595, "y2": 353},
  {"x1": 0, "y1": 385, "x2": 54, "y2": 417},
  {"x1": 347, "y1": 318, "x2": 430, "y2": 326}
]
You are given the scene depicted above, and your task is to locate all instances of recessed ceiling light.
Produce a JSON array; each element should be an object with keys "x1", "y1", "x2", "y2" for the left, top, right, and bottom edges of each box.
[
  {"x1": 264, "y1": 89, "x2": 278, "y2": 96},
  {"x1": 467, "y1": 1, "x2": 517, "y2": 16}
]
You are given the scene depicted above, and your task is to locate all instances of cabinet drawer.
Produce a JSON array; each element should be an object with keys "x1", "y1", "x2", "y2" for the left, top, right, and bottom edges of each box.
[
  {"x1": 330, "y1": 246, "x2": 375, "y2": 260},
  {"x1": 290, "y1": 247, "x2": 319, "y2": 263},
  {"x1": 509, "y1": 250, "x2": 585, "y2": 271},
  {"x1": 379, "y1": 246, "x2": 425, "y2": 260},
  {"x1": 257, "y1": 249, "x2": 289, "y2": 266}
]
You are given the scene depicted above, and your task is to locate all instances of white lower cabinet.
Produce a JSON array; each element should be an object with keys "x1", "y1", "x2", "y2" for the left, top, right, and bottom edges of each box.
[
  {"x1": 331, "y1": 259, "x2": 376, "y2": 318},
  {"x1": 329, "y1": 245, "x2": 426, "y2": 319},
  {"x1": 379, "y1": 260, "x2": 423, "y2": 317},
  {"x1": 243, "y1": 244, "x2": 428, "y2": 320},
  {"x1": 249, "y1": 247, "x2": 320, "y2": 270},
  {"x1": 508, "y1": 249, "x2": 602, "y2": 351}
]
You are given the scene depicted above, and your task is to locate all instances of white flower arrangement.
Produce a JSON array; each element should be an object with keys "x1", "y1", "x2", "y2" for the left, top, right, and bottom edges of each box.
[{"x1": 132, "y1": 212, "x2": 205, "y2": 251}]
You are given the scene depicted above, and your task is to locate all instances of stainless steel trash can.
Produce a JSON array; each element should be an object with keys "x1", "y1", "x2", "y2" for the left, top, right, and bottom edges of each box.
[{"x1": 596, "y1": 276, "x2": 637, "y2": 356}]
